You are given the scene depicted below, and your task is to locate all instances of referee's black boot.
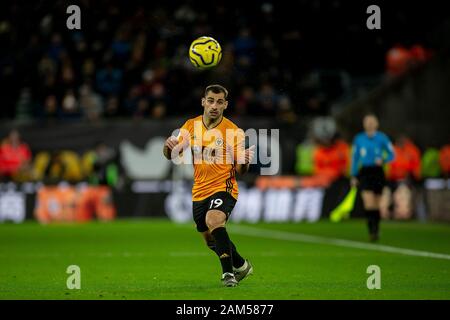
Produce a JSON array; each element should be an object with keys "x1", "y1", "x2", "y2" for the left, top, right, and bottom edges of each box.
[{"x1": 369, "y1": 232, "x2": 379, "y2": 242}]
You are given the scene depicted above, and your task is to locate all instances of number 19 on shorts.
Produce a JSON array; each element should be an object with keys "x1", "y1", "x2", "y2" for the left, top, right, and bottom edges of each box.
[{"x1": 209, "y1": 198, "x2": 223, "y2": 209}]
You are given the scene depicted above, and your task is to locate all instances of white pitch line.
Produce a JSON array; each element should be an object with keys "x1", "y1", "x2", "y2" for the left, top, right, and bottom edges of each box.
[
  {"x1": 169, "y1": 252, "x2": 209, "y2": 257},
  {"x1": 229, "y1": 225, "x2": 450, "y2": 261}
]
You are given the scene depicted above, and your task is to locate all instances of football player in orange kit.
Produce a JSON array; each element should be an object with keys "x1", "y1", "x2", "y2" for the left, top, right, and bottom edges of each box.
[{"x1": 163, "y1": 84, "x2": 255, "y2": 287}]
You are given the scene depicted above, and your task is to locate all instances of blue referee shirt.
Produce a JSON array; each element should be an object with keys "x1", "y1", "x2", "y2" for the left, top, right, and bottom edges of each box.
[{"x1": 351, "y1": 131, "x2": 394, "y2": 177}]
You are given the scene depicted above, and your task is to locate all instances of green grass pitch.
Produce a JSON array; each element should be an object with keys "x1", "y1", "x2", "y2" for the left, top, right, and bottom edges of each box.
[{"x1": 0, "y1": 219, "x2": 449, "y2": 299}]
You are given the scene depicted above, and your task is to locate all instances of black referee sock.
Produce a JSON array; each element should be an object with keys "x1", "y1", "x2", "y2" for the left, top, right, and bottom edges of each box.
[
  {"x1": 373, "y1": 209, "x2": 381, "y2": 234},
  {"x1": 211, "y1": 227, "x2": 233, "y2": 274},
  {"x1": 366, "y1": 210, "x2": 374, "y2": 234},
  {"x1": 366, "y1": 209, "x2": 380, "y2": 234},
  {"x1": 208, "y1": 240, "x2": 245, "y2": 269}
]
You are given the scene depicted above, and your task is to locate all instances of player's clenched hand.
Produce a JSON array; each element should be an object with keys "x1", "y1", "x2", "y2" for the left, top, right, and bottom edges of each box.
[
  {"x1": 165, "y1": 136, "x2": 179, "y2": 151},
  {"x1": 245, "y1": 145, "x2": 256, "y2": 164}
]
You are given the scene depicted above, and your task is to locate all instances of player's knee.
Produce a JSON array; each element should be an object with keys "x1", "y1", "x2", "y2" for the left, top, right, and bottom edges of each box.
[
  {"x1": 205, "y1": 212, "x2": 226, "y2": 230},
  {"x1": 364, "y1": 202, "x2": 379, "y2": 210},
  {"x1": 363, "y1": 197, "x2": 378, "y2": 209},
  {"x1": 206, "y1": 218, "x2": 222, "y2": 230},
  {"x1": 362, "y1": 192, "x2": 377, "y2": 209}
]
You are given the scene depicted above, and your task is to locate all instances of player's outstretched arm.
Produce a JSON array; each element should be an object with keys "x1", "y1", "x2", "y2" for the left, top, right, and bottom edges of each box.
[{"x1": 236, "y1": 145, "x2": 255, "y2": 175}]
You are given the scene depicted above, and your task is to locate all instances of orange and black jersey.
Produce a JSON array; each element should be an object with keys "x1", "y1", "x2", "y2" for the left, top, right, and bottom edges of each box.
[{"x1": 177, "y1": 115, "x2": 245, "y2": 201}]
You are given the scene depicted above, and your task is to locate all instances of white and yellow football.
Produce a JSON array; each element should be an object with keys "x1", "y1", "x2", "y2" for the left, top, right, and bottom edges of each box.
[{"x1": 189, "y1": 36, "x2": 222, "y2": 69}]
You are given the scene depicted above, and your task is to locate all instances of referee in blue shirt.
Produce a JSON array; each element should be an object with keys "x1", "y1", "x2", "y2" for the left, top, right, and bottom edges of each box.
[{"x1": 351, "y1": 114, "x2": 394, "y2": 241}]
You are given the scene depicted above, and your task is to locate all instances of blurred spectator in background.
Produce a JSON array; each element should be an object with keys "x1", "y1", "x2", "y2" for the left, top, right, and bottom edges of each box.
[
  {"x1": 42, "y1": 94, "x2": 59, "y2": 120},
  {"x1": 47, "y1": 33, "x2": 65, "y2": 62},
  {"x1": 439, "y1": 144, "x2": 450, "y2": 178},
  {"x1": 276, "y1": 95, "x2": 298, "y2": 123},
  {"x1": 386, "y1": 44, "x2": 413, "y2": 77},
  {"x1": 256, "y1": 82, "x2": 279, "y2": 117},
  {"x1": 104, "y1": 95, "x2": 120, "y2": 118},
  {"x1": 124, "y1": 86, "x2": 141, "y2": 116},
  {"x1": 383, "y1": 135, "x2": 422, "y2": 220},
  {"x1": 152, "y1": 102, "x2": 167, "y2": 119},
  {"x1": 79, "y1": 83, "x2": 104, "y2": 121},
  {"x1": 59, "y1": 89, "x2": 82, "y2": 120},
  {"x1": 311, "y1": 117, "x2": 351, "y2": 217},
  {"x1": 111, "y1": 28, "x2": 132, "y2": 65},
  {"x1": 43, "y1": 150, "x2": 83, "y2": 183},
  {"x1": 43, "y1": 151, "x2": 68, "y2": 184},
  {"x1": 235, "y1": 86, "x2": 257, "y2": 116},
  {"x1": 89, "y1": 141, "x2": 122, "y2": 188},
  {"x1": 133, "y1": 98, "x2": 151, "y2": 119},
  {"x1": 409, "y1": 44, "x2": 429, "y2": 65},
  {"x1": 421, "y1": 147, "x2": 442, "y2": 178},
  {"x1": 387, "y1": 135, "x2": 421, "y2": 182},
  {"x1": 96, "y1": 62, "x2": 123, "y2": 96},
  {"x1": 313, "y1": 137, "x2": 350, "y2": 185},
  {"x1": 0, "y1": 130, "x2": 32, "y2": 181},
  {"x1": 386, "y1": 44, "x2": 433, "y2": 77},
  {"x1": 77, "y1": 141, "x2": 120, "y2": 221},
  {"x1": 233, "y1": 28, "x2": 256, "y2": 70}
]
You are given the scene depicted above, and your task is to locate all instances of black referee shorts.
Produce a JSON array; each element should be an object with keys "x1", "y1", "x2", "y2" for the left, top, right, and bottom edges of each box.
[
  {"x1": 358, "y1": 165, "x2": 386, "y2": 195},
  {"x1": 192, "y1": 191, "x2": 237, "y2": 232}
]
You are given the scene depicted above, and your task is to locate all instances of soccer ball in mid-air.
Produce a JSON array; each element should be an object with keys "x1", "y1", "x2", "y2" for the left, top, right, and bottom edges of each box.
[{"x1": 189, "y1": 36, "x2": 222, "y2": 69}]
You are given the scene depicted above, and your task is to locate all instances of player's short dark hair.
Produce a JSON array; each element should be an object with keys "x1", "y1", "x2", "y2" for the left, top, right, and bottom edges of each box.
[
  {"x1": 363, "y1": 111, "x2": 378, "y2": 118},
  {"x1": 205, "y1": 84, "x2": 228, "y2": 100},
  {"x1": 363, "y1": 112, "x2": 379, "y2": 121}
]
